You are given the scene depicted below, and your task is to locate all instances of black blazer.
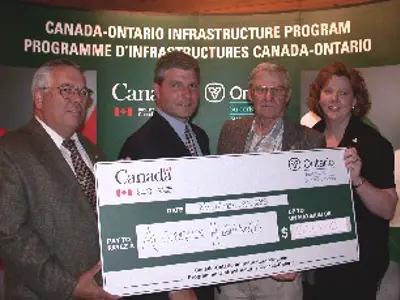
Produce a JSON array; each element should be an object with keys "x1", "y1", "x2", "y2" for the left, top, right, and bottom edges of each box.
[
  {"x1": 119, "y1": 111, "x2": 213, "y2": 300},
  {"x1": 119, "y1": 111, "x2": 210, "y2": 159}
]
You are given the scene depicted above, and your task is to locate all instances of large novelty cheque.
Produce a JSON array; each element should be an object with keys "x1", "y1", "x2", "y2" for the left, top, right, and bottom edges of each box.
[{"x1": 95, "y1": 148, "x2": 358, "y2": 296}]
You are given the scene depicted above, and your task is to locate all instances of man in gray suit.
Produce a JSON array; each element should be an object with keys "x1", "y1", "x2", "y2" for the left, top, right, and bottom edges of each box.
[
  {"x1": 216, "y1": 62, "x2": 325, "y2": 300},
  {"x1": 0, "y1": 59, "x2": 118, "y2": 300}
]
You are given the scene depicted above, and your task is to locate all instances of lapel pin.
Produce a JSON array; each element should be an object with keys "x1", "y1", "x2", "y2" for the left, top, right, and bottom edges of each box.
[{"x1": 352, "y1": 138, "x2": 358, "y2": 144}]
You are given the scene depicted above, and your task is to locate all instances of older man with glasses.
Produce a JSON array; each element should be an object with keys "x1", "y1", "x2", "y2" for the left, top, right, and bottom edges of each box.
[
  {"x1": 216, "y1": 62, "x2": 325, "y2": 300},
  {"x1": 0, "y1": 59, "x2": 118, "y2": 300}
]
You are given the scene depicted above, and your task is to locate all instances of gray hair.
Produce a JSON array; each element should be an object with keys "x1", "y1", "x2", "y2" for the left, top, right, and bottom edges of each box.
[
  {"x1": 248, "y1": 62, "x2": 291, "y2": 90},
  {"x1": 31, "y1": 59, "x2": 83, "y2": 95}
]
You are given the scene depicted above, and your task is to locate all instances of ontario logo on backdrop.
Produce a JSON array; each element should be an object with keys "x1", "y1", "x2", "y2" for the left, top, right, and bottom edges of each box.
[
  {"x1": 204, "y1": 82, "x2": 250, "y2": 103},
  {"x1": 205, "y1": 82, "x2": 225, "y2": 102}
]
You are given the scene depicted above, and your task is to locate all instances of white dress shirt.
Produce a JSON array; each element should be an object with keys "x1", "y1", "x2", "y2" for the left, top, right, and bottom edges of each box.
[{"x1": 35, "y1": 116, "x2": 93, "y2": 173}]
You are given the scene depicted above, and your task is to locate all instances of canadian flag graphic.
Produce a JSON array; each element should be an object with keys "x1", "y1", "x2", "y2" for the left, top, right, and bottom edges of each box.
[
  {"x1": 116, "y1": 189, "x2": 133, "y2": 197},
  {"x1": 114, "y1": 107, "x2": 133, "y2": 117}
]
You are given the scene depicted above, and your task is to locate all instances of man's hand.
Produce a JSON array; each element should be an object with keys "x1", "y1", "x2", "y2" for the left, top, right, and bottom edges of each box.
[
  {"x1": 271, "y1": 272, "x2": 297, "y2": 281},
  {"x1": 72, "y1": 261, "x2": 120, "y2": 300},
  {"x1": 168, "y1": 289, "x2": 197, "y2": 300}
]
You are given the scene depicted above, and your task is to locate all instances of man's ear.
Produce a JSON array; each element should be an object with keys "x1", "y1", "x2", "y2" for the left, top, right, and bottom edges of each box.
[
  {"x1": 285, "y1": 89, "x2": 292, "y2": 106},
  {"x1": 33, "y1": 89, "x2": 43, "y2": 109},
  {"x1": 87, "y1": 96, "x2": 93, "y2": 108},
  {"x1": 247, "y1": 87, "x2": 253, "y2": 103},
  {"x1": 153, "y1": 82, "x2": 161, "y2": 105}
]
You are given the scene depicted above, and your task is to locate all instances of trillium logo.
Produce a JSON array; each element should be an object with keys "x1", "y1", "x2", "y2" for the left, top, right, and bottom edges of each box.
[
  {"x1": 205, "y1": 82, "x2": 225, "y2": 103},
  {"x1": 288, "y1": 158, "x2": 301, "y2": 171}
]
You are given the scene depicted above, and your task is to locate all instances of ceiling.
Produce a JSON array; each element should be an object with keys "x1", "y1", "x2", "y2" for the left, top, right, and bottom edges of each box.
[{"x1": 23, "y1": 0, "x2": 381, "y2": 14}]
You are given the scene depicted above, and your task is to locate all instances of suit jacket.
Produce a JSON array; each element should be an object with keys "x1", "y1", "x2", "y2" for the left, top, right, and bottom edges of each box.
[
  {"x1": 217, "y1": 116, "x2": 325, "y2": 154},
  {"x1": 119, "y1": 111, "x2": 210, "y2": 159},
  {"x1": 0, "y1": 119, "x2": 105, "y2": 300},
  {"x1": 119, "y1": 111, "x2": 213, "y2": 300}
]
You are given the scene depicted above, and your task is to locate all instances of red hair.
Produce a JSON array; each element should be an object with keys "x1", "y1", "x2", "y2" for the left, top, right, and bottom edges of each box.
[{"x1": 307, "y1": 62, "x2": 371, "y2": 119}]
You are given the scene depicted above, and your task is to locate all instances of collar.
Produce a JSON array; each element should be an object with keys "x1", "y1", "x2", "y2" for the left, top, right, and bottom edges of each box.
[
  {"x1": 35, "y1": 116, "x2": 79, "y2": 149},
  {"x1": 313, "y1": 114, "x2": 362, "y2": 147},
  {"x1": 156, "y1": 108, "x2": 187, "y2": 138},
  {"x1": 251, "y1": 117, "x2": 283, "y2": 137}
]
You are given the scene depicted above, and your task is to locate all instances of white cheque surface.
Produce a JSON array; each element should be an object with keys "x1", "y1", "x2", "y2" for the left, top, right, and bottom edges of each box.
[
  {"x1": 96, "y1": 149, "x2": 349, "y2": 205},
  {"x1": 136, "y1": 212, "x2": 279, "y2": 259},
  {"x1": 95, "y1": 148, "x2": 358, "y2": 296}
]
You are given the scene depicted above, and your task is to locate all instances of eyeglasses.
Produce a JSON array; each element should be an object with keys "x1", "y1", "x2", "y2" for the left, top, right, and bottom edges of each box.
[
  {"x1": 42, "y1": 84, "x2": 93, "y2": 100},
  {"x1": 253, "y1": 85, "x2": 287, "y2": 97}
]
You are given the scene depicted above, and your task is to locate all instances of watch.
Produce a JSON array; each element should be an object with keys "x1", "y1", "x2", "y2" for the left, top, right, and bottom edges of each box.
[{"x1": 352, "y1": 177, "x2": 366, "y2": 188}]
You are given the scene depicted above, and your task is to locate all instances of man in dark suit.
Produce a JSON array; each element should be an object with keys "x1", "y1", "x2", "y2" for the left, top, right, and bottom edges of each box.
[
  {"x1": 0, "y1": 59, "x2": 118, "y2": 300},
  {"x1": 216, "y1": 62, "x2": 325, "y2": 300},
  {"x1": 119, "y1": 51, "x2": 209, "y2": 160},
  {"x1": 119, "y1": 51, "x2": 213, "y2": 300}
]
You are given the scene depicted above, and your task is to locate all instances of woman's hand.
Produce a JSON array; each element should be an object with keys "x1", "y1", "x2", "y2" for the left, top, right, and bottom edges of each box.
[
  {"x1": 344, "y1": 147, "x2": 397, "y2": 219},
  {"x1": 344, "y1": 147, "x2": 363, "y2": 186}
]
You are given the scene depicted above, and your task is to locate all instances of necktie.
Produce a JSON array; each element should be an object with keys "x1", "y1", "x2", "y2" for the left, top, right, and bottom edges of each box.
[
  {"x1": 62, "y1": 139, "x2": 97, "y2": 213},
  {"x1": 185, "y1": 124, "x2": 198, "y2": 156}
]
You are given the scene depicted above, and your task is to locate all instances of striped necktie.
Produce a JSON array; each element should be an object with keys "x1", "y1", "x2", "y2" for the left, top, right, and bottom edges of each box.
[
  {"x1": 62, "y1": 139, "x2": 97, "y2": 213},
  {"x1": 184, "y1": 124, "x2": 198, "y2": 156}
]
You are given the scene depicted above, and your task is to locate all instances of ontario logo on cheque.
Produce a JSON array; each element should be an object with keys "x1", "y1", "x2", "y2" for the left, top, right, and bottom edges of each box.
[
  {"x1": 288, "y1": 157, "x2": 335, "y2": 172},
  {"x1": 288, "y1": 156, "x2": 337, "y2": 183}
]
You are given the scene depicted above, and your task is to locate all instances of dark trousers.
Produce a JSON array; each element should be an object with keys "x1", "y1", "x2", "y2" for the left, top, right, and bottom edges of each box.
[{"x1": 313, "y1": 261, "x2": 387, "y2": 300}]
